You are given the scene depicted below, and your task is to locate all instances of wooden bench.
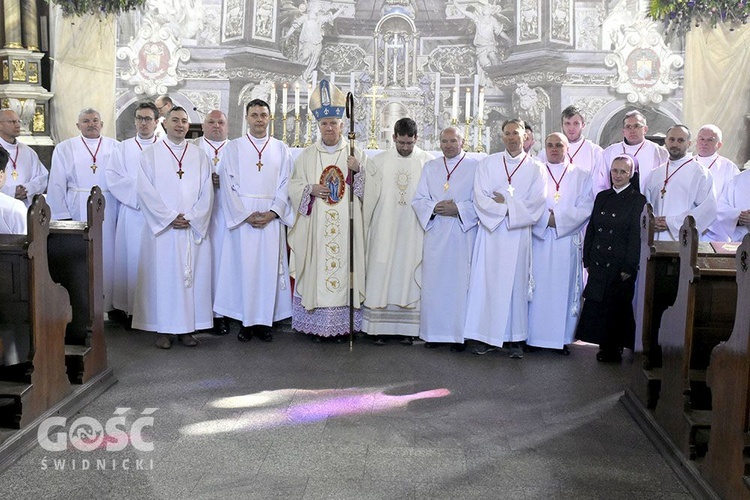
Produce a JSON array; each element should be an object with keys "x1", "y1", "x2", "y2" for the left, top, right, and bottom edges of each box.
[
  {"x1": 0, "y1": 196, "x2": 72, "y2": 428},
  {"x1": 654, "y1": 216, "x2": 737, "y2": 461},
  {"x1": 701, "y1": 234, "x2": 750, "y2": 499},
  {"x1": 48, "y1": 187, "x2": 106, "y2": 384},
  {"x1": 631, "y1": 205, "x2": 716, "y2": 409}
]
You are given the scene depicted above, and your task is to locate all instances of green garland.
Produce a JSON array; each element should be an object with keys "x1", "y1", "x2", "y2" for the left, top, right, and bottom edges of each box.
[
  {"x1": 47, "y1": 0, "x2": 147, "y2": 17},
  {"x1": 648, "y1": 0, "x2": 750, "y2": 34}
]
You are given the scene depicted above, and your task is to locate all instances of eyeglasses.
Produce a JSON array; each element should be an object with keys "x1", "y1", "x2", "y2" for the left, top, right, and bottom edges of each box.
[
  {"x1": 0, "y1": 119, "x2": 21, "y2": 125},
  {"x1": 135, "y1": 116, "x2": 155, "y2": 122},
  {"x1": 624, "y1": 124, "x2": 644, "y2": 130}
]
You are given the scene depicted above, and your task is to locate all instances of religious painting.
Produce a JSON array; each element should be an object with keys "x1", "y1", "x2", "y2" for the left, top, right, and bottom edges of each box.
[
  {"x1": 252, "y1": 0, "x2": 277, "y2": 41},
  {"x1": 518, "y1": 0, "x2": 541, "y2": 44},
  {"x1": 222, "y1": 0, "x2": 246, "y2": 42},
  {"x1": 1, "y1": 60, "x2": 8, "y2": 83},
  {"x1": 320, "y1": 165, "x2": 346, "y2": 205}
]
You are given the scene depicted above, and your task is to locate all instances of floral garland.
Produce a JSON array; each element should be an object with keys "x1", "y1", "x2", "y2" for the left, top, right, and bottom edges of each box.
[
  {"x1": 648, "y1": 0, "x2": 750, "y2": 35},
  {"x1": 47, "y1": 0, "x2": 147, "y2": 17}
]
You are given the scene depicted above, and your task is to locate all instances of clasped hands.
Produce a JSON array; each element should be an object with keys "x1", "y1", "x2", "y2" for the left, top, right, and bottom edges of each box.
[
  {"x1": 172, "y1": 213, "x2": 190, "y2": 229},
  {"x1": 738, "y1": 209, "x2": 750, "y2": 226},
  {"x1": 245, "y1": 211, "x2": 277, "y2": 228},
  {"x1": 654, "y1": 216, "x2": 668, "y2": 231},
  {"x1": 433, "y1": 199, "x2": 458, "y2": 217}
]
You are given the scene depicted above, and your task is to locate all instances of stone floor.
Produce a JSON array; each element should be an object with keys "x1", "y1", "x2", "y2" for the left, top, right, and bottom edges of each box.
[{"x1": 0, "y1": 321, "x2": 693, "y2": 499}]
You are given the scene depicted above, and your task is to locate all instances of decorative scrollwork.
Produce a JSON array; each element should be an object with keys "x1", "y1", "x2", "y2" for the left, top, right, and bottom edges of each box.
[{"x1": 426, "y1": 45, "x2": 475, "y2": 76}]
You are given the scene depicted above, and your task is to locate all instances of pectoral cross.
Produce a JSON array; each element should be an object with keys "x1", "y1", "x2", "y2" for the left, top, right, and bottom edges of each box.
[
  {"x1": 11, "y1": 171, "x2": 18, "y2": 180},
  {"x1": 91, "y1": 164, "x2": 97, "y2": 173},
  {"x1": 212, "y1": 156, "x2": 220, "y2": 166},
  {"x1": 257, "y1": 160, "x2": 263, "y2": 171},
  {"x1": 554, "y1": 191, "x2": 561, "y2": 203},
  {"x1": 177, "y1": 169, "x2": 184, "y2": 179},
  {"x1": 507, "y1": 184, "x2": 515, "y2": 197},
  {"x1": 443, "y1": 182, "x2": 449, "y2": 191},
  {"x1": 660, "y1": 186, "x2": 667, "y2": 198}
]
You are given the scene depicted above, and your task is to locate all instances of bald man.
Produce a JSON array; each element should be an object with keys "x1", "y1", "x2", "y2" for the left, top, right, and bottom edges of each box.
[
  {"x1": 191, "y1": 110, "x2": 231, "y2": 335},
  {"x1": 527, "y1": 133, "x2": 593, "y2": 352}
]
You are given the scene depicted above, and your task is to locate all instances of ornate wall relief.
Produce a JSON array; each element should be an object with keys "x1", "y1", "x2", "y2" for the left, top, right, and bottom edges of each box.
[
  {"x1": 550, "y1": 0, "x2": 573, "y2": 45},
  {"x1": 518, "y1": 0, "x2": 541, "y2": 44},
  {"x1": 604, "y1": 19, "x2": 684, "y2": 104},
  {"x1": 222, "y1": 0, "x2": 246, "y2": 42},
  {"x1": 575, "y1": 6, "x2": 604, "y2": 50},
  {"x1": 181, "y1": 91, "x2": 221, "y2": 120},
  {"x1": 252, "y1": 0, "x2": 277, "y2": 41}
]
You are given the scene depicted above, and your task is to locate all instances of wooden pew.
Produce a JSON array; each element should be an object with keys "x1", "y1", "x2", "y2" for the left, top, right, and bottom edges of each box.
[
  {"x1": 48, "y1": 187, "x2": 106, "y2": 384},
  {"x1": 0, "y1": 196, "x2": 72, "y2": 428},
  {"x1": 631, "y1": 204, "x2": 680, "y2": 409},
  {"x1": 654, "y1": 216, "x2": 737, "y2": 461},
  {"x1": 701, "y1": 234, "x2": 750, "y2": 500}
]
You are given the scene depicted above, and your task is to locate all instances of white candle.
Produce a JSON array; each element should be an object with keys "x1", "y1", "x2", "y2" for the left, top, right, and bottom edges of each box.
[
  {"x1": 454, "y1": 73, "x2": 460, "y2": 91},
  {"x1": 311, "y1": 71, "x2": 318, "y2": 91},
  {"x1": 434, "y1": 73, "x2": 440, "y2": 117},
  {"x1": 282, "y1": 83, "x2": 288, "y2": 115},
  {"x1": 465, "y1": 88, "x2": 471, "y2": 122},
  {"x1": 270, "y1": 83, "x2": 276, "y2": 116},
  {"x1": 477, "y1": 88, "x2": 484, "y2": 120},
  {"x1": 294, "y1": 83, "x2": 300, "y2": 117},
  {"x1": 330, "y1": 72, "x2": 335, "y2": 86},
  {"x1": 350, "y1": 72, "x2": 355, "y2": 93},
  {"x1": 451, "y1": 87, "x2": 458, "y2": 121}
]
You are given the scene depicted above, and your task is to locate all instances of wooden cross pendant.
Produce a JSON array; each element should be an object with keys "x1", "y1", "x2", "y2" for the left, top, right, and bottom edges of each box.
[
  {"x1": 660, "y1": 186, "x2": 667, "y2": 199},
  {"x1": 90, "y1": 164, "x2": 97, "y2": 173},
  {"x1": 177, "y1": 169, "x2": 184, "y2": 179},
  {"x1": 212, "y1": 156, "x2": 220, "y2": 166},
  {"x1": 443, "y1": 182, "x2": 449, "y2": 191},
  {"x1": 11, "y1": 171, "x2": 18, "y2": 180},
  {"x1": 507, "y1": 184, "x2": 515, "y2": 197},
  {"x1": 257, "y1": 160, "x2": 263, "y2": 172},
  {"x1": 553, "y1": 191, "x2": 561, "y2": 203}
]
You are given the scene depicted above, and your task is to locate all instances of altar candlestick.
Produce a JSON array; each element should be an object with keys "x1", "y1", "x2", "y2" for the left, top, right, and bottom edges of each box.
[
  {"x1": 282, "y1": 83, "x2": 288, "y2": 114},
  {"x1": 477, "y1": 88, "x2": 484, "y2": 119},
  {"x1": 270, "y1": 83, "x2": 276, "y2": 116},
  {"x1": 451, "y1": 87, "x2": 458, "y2": 122}
]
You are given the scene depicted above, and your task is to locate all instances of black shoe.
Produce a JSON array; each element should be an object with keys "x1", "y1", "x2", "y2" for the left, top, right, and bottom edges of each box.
[
  {"x1": 373, "y1": 336, "x2": 387, "y2": 345},
  {"x1": 596, "y1": 349, "x2": 622, "y2": 362},
  {"x1": 257, "y1": 325, "x2": 273, "y2": 342},
  {"x1": 108, "y1": 309, "x2": 128, "y2": 324},
  {"x1": 214, "y1": 317, "x2": 230, "y2": 336},
  {"x1": 238, "y1": 326, "x2": 253, "y2": 342},
  {"x1": 400, "y1": 336, "x2": 414, "y2": 346},
  {"x1": 424, "y1": 342, "x2": 440, "y2": 349},
  {"x1": 450, "y1": 343, "x2": 466, "y2": 352},
  {"x1": 124, "y1": 315, "x2": 133, "y2": 331}
]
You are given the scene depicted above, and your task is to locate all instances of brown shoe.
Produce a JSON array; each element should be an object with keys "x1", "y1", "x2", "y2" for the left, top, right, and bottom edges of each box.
[
  {"x1": 179, "y1": 333, "x2": 198, "y2": 347},
  {"x1": 155, "y1": 335, "x2": 173, "y2": 349}
]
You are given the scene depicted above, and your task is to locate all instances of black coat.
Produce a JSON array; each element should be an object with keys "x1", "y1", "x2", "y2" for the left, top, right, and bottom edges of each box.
[{"x1": 582, "y1": 184, "x2": 647, "y2": 302}]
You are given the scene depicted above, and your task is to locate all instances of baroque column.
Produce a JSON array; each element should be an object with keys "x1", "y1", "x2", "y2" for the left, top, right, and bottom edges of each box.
[
  {"x1": 21, "y1": 0, "x2": 40, "y2": 51},
  {"x1": 3, "y1": 0, "x2": 24, "y2": 48}
]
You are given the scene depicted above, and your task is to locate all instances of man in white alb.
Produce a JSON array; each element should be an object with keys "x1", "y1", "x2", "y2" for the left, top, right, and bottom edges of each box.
[
  {"x1": 191, "y1": 109, "x2": 231, "y2": 336},
  {"x1": 716, "y1": 166, "x2": 750, "y2": 243},
  {"x1": 213, "y1": 99, "x2": 294, "y2": 343},
  {"x1": 599, "y1": 110, "x2": 668, "y2": 194},
  {"x1": 527, "y1": 133, "x2": 593, "y2": 352},
  {"x1": 106, "y1": 102, "x2": 160, "y2": 322},
  {"x1": 47, "y1": 108, "x2": 120, "y2": 313},
  {"x1": 363, "y1": 117, "x2": 433, "y2": 345},
  {"x1": 412, "y1": 127, "x2": 478, "y2": 351},
  {"x1": 132, "y1": 106, "x2": 214, "y2": 348},
  {"x1": 693, "y1": 124, "x2": 739, "y2": 241},
  {"x1": 0, "y1": 109, "x2": 48, "y2": 208},
  {"x1": 643, "y1": 125, "x2": 716, "y2": 241},
  {"x1": 464, "y1": 118, "x2": 546, "y2": 359}
]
